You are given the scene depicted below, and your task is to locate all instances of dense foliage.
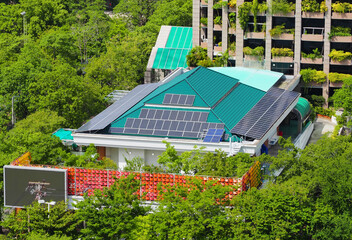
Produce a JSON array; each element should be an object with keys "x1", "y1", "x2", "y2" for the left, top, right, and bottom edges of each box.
[{"x1": 300, "y1": 68, "x2": 327, "y2": 83}]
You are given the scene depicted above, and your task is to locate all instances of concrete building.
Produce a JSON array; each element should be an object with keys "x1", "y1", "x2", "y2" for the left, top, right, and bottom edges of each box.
[
  {"x1": 192, "y1": 0, "x2": 352, "y2": 104},
  {"x1": 73, "y1": 67, "x2": 313, "y2": 169}
]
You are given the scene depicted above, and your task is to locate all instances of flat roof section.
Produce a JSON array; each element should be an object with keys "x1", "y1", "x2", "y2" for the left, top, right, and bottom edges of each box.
[{"x1": 210, "y1": 67, "x2": 284, "y2": 92}]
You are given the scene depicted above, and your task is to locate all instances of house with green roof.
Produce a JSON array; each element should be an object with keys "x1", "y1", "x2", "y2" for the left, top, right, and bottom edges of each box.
[{"x1": 73, "y1": 67, "x2": 314, "y2": 169}]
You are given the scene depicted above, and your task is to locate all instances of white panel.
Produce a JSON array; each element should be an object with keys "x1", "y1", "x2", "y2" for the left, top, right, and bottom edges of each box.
[
  {"x1": 145, "y1": 150, "x2": 163, "y2": 166},
  {"x1": 118, "y1": 148, "x2": 145, "y2": 170}
]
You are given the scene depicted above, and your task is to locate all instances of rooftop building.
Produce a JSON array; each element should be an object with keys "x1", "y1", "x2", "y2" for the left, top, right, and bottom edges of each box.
[{"x1": 74, "y1": 67, "x2": 313, "y2": 169}]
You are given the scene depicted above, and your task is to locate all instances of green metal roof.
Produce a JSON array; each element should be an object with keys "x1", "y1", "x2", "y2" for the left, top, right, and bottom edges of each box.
[
  {"x1": 295, "y1": 97, "x2": 311, "y2": 119},
  {"x1": 152, "y1": 48, "x2": 189, "y2": 69},
  {"x1": 186, "y1": 67, "x2": 239, "y2": 107},
  {"x1": 165, "y1": 27, "x2": 192, "y2": 49},
  {"x1": 110, "y1": 67, "x2": 268, "y2": 141},
  {"x1": 210, "y1": 67, "x2": 283, "y2": 92},
  {"x1": 53, "y1": 128, "x2": 73, "y2": 140},
  {"x1": 213, "y1": 84, "x2": 266, "y2": 129},
  {"x1": 152, "y1": 26, "x2": 192, "y2": 70}
]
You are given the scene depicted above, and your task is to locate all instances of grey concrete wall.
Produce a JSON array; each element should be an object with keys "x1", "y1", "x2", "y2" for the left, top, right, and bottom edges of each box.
[
  {"x1": 222, "y1": 3, "x2": 228, "y2": 53},
  {"x1": 323, "y1": 0, "x2": 332, "y2": 107},
  {"x1": 265, "y1": 0, "x2": 272, "y2": 70},
  {"x1": 207, "y1": 0, "x2": 214, "y2": 59},
  {"x1": 192, "y1": 0, "x2": 201, "y2": 47},
  {"x1": 235, "y1": 0, "x2": 244, "y2": 66},
  {"x1": 294, "y1": 0, "x2": 302, "y2": 75}
]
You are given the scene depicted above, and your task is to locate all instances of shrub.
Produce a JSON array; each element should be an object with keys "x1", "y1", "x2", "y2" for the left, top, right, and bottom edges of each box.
[
  {"x1": 328, "y1": 26, "x2": 351, "y2": 39},
  {"x1": 270, "y1": 24, "x2": 294, "y2": 37},
  {"x1": 301, "y1": 0, "x2": 320, "y2": 12},
  {"x1": 271, "y1": 48, "x2": 293, "y2": 57},
  {"x1": 311, "y1": 95, "x2": 326, "y2": 107},
  {"x1": 300, "y1": 68, "x2": 327, "y2": 83},
  {"x1": 200, "y1": 17, "x2": 207, "y2": 26},
  {"x1": 228, "y1": 0, "x2": 236, "y2": 8},
  {"x1": 214, "y1": 16, "x2": 222, "y2": 25},
  {"x1": 243, "y1": 46, "x2": 264, "y2": 56},
  {"x1": 271, "y1": 0, "x2": 295, "y2": 14},
  {"x1": 332, "y1": 2, "x2": 352, "y2": 13},
  {"x1": 328, "y1": 72, "x2": 352, "y2": 83},
  {"x1": 238, "y1": 2, "x2": 252, "y2": 30},
  {"x1": 186, "y1": 46, "x2": 208, "y2": 67},
  {"x1": 329, "y1": 49, "x2": 352, "y2": 61},
  {"x1": 301, "y1": 48, "x2": 322, "y2": 59}
]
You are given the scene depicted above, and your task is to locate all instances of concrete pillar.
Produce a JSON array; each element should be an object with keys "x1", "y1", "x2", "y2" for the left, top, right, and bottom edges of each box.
[
  {"x1": 235, "y1": 0, "x2": 244, "y2": 66},
  {"x1": 222, "y1": 2, "x2": 228, "y2": 53},
  {"x1": 207, "y1": 0, "x2": 214, "y2": 59},
  {"x1": 294, "y1": 0, "x2": 302, "y2": 76},
  {"x1": 323, "y1": 0, "x2": 332, "y2": 107},
  {"x1": 193, "y1": 0, "x2": 201, "y2": 47},
  {"x1": 265, "y1": 0, "x2": 272, "y2": 70}
]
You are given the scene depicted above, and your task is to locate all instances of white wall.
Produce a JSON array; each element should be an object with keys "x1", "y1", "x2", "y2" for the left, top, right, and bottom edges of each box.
[{"x1": 145, "y1": 150, "x2": 163, "y2": 166}]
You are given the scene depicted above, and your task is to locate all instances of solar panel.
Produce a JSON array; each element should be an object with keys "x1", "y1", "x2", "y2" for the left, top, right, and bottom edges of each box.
[
  {"x1": 110, "y1": 127, "x2": 124, "y2": 133},
  {"x1": 203, "y1": 128, "x2": 225, "y2": 143},
  {"x1": 163, "y1": 94, "x2": 196, "y2": 106},
  {"x1": 125, "y1": 118, "x2": 134, "y2": 128},
  {"x1": 231, "y1": 87, "x2": 300, "y2": 139},
  {"x1": 77, "y1": 83, "x2": 159, "y2": 132},
  {"x1": 162, "y1": 110, "x2": 171, "y2": 119},
  {"x1": 154, "y1": 110, "x2": 163, "y2": 119},
  {"x1": 186, "y1": 95, "x2": 195, "y2": 105},
  {"x1": 139, "y1": 109, "x2": 148, "y2": 118},
  {"x1": 184, "y1": 112, "x2": 193, "y2": 121},
  {"x1": 163, "y1": 94, "x2": 172, "y2": 104}
]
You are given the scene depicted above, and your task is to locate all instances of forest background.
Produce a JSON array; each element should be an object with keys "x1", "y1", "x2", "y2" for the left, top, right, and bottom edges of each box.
[{"x1": 0, "y1": 0, "x2": 352, "y2": 239}]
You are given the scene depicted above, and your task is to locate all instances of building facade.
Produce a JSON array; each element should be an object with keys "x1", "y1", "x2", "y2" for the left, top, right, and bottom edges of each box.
[{"x1": 193, "y1": 0, "x2": 352, "y2": 104}]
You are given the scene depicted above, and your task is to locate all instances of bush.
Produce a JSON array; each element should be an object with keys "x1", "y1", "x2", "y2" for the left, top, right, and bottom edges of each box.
[
  {"x1": 328, "y1": 72, "x2": 352, "y2": 83},
  {"x1": 186, "y1": 46, "x2": 208, "y2": 67},
  {"x1": 302, "y1": 0, "x2": 326, "y2": 12},
  {"x1": 301, "y1": 48, "x2": 322, "y2": 60},
  {"x1": 332, "y1": 2, "x2": 352, "y2": 13},
  {"x1": 200, "y1": 17, "x2": 207, "y2": 26},
  {"x1": 270, "y1": 24, "x2": 294, "y2": 37},
  {"x1": 271, "y1": 0, "x2": 295, "y2": 14},
  {"x1": 329, "y1": 49, "x2": 352, "y2": 61},
  {"x1": 214, "y1": 16, "x2": 222, "y2": 25},
  {"x1": 311, "y1": 95, "x2": 326, "y2": 107},
  {"x1": 328, "y1": 26, "x2": 351, "y2": 39},
  {"x1": 315, "y1": 107, "x2": 334, "y2": 117},
  {"x1": 243, "y1": 46, "x2": 264, "y2": 56},
  {"x1": 271, "y1": 48, "x2": 293, "y2": 57},
  {"x1": 300, "y1": 68, "x2": 327, "y2": 83}
]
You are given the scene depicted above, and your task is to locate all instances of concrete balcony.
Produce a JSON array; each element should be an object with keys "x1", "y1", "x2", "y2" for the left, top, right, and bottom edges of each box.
[
  {"x1": 302, "y1": 34, "x2": 324, "y2": 41},
  {"x1": 330, "y1": 59, "x2": 352, "y2": 65},
  {"x1": 332, "y1": 12, "x2": 352, "y2": 19},
  {"x1": 273, "y1": 11, "x2": 295, "y2": 17},
  {"x1": 302, "y1": 12, "x2": 324, "y2": 19},
  {"x1": 301, "y1": 58, "x2": 323, "y2": 64},
  {"x1": 272, "y1": 56, "x2": 294, "y2": 63},
  {"x1": 229, "y1": 6, "x2": 236, "y2": 13},
  {"x1": 330, "y1": 36, "x2": 352, "y2": 42},
  {"x1": 214, "y1": 24, "x2": 222, "y2": 31},
  {"x1": 228, "y1": 28, "x2": 236, "y2": 34},
  {"x1": 272, "y1": 33, "x2": 294, "y2": 40},
  {"x1": 245, "y1": 32, "x2": 265, "y2": 39},
  {"x1": 329, "y1": 81, "x2": 343, "y2": 88},
  {"x1": 244, "y1": 55, "x2": 263, "y2": 61},
  {"x1": 201, "y1": 0, "x2": 207, "y2": 6},
  {"x1": 214, "y1": 46, "x2": 222, "y2": 52},
  {"x1": 201, "y1": 42, "x2": 207, "y2": 48}
]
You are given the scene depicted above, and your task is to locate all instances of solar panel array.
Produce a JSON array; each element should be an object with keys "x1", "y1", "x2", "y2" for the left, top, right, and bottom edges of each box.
[
  {"x1": 203, "y1": 129, "x2": 225, "y2": 143},
  {"x1": 110, "y1": 109, "x2": 225, "y2": 139},
  {"x1": 163, "y1": 94, "x2": 195, "y2": 106},
  {"x1": 77, "y1": 83, "x2": 160, "y2": 133},
  {"x1": 231, "y1": 87, "x2": 300, "y2": 140}
]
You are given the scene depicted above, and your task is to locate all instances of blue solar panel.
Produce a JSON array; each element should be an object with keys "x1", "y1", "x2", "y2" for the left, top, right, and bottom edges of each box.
[
  {"x1": 203, "y1": 128, "x2": 225, "y2": 143},
  {"x1": 231, "y1": 87, "x2": 300, "y2": 139},
  {"x1": 163, "y1": 94, "x2": 195, "y2": 106}
]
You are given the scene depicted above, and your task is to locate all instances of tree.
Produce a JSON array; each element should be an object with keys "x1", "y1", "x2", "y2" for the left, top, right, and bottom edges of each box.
[
  {"x1": 27, "y1": 61, "x2": 106, "y2": 128},
  {"x1": 149, "y1": 178, "x2": 232, "y2": 239},
  {"x1": 75, "y1": 174, "x2": 149, "y2": 239},
  {"x1": 114, "y1": 0, "x2": 160, "y2": 27},
  {"x1": 332, "y1": 76, "x2": 352, "y2": 126},
  {"x1": 3, "y1": 201, "x2": 80, "y2": 239}
]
